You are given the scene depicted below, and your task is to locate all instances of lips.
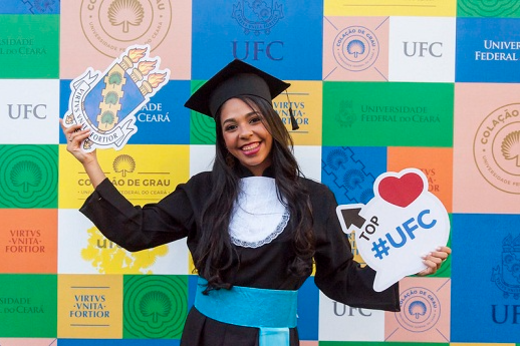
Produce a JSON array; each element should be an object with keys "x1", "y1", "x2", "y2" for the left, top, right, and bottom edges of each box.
[{"x1": 241, "y1": 142, "x2": 261, "y2": 155}]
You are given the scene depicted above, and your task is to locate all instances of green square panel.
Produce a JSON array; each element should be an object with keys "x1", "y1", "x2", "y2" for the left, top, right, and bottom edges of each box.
[
  {"x1": 457, "y1": 1, "x2": 520, "y2": 17},
  {"x1": 0, "y1": 274, "x2": 57, "y2": 337},
  {"x1": 0, "y1": 145, "x2": 58, "y2": 208},
  {"x1": 189, "y1": 80, "x2": 216, "y2": 145},
  {"x1": 123, "y1": 275, "x2": 188, "y2": 339},
  {"x1": 0, "y1": 15, "x2": 59, "y2": 78},
  {"x1": 323, "y1": 82, "x2": 454, "y2": 147}
]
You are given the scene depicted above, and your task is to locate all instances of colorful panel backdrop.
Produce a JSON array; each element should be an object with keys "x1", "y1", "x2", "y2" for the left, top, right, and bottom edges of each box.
[{"x1": 0, "y1": 0, "x2": 519, "y2": 345}]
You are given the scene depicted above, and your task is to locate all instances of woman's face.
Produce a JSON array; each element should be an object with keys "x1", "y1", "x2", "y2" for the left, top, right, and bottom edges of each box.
[{"x1": 219, "y1": 98, "x2": 273, "y2": 176}]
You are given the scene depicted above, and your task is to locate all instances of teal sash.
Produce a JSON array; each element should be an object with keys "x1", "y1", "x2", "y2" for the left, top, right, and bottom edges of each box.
[{"x1": 194, "y1": 277, "x2": 297, "y2": 346}]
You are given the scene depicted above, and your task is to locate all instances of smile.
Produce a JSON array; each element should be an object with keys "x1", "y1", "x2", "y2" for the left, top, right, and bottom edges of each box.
[{"x1": 241, "y1": 142, "x2": 261, "y2": 153}]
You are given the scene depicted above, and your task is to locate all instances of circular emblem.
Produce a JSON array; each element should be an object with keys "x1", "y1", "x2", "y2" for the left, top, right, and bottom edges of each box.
[
  {"x1": 332, "y1": 26, "x2": 379, "y2": 72},
  {"x1": 80, "y1": 0, "x2": 172, "y2": 58},
  {"x1": 124, "y1": 275, "x2": 187, "y2": 338},
  {"x1": 474, "y1": 103, "x2": 520, "y2": 194},
  {"x1": 395, "y1": 287, "x2": 441, "y2": 332},
  {"x1": 0, "y1": 146, "x2": 58, "y2": 208}
]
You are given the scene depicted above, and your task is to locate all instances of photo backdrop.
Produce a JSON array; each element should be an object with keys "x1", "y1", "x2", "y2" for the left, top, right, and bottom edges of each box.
[{"x1": 1, "y1": 0, "x2": 520, "y2": 345}]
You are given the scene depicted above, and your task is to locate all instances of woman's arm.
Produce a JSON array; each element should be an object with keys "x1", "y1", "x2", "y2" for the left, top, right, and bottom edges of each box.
[{"x1": 59, "y1": 118, "x2": 193, "y2": 252}]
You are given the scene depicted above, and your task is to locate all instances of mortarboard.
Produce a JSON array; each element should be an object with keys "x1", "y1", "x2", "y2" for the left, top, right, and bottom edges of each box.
[{"x1": 184, "y1": 59, "x2": 299, "y2": 130}]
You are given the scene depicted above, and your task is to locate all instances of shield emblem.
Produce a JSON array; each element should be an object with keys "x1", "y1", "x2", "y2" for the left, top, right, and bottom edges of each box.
[
  {"x1": 83, "y1": 64, "x2": 145, "y2": 133},
  {"x1": 492, "y1": 234, "x2": 520, "y2": 299},
  {"x1": 65, "y1": 45, "x2": 169, "y2": 152},
  {"x1": 232, "y1": 0, "x2": 284, "y2": 35}
]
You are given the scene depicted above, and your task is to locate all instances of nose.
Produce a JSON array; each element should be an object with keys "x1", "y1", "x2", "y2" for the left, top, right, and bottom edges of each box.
[{"x1": 239, "y1": 125, "x2": 253, "y2": 139}]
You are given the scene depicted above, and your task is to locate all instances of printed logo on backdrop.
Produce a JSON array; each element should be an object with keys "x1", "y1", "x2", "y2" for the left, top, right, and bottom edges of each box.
[
  {"x1": 21, "y1": 0, "x2": 59, "y2": 14},
  {"x1": 475, "y1": 40, "x2": 520, "y2": 62},
  {"x1": 491, "y1": 234, "x2": 520, "y2": 301},
  {"x1": 8, "y1": 103, "x2": 47, "y2": 120},
  {"x1": 124, "y1": 276, "x2": 187, "y2": 339},
  {"x1": 322, "y1": 147, "x2": 376, "y2": 204},
  {"x1": 80, "y1": 0, "x2": 172, "y2": 58},
  {"x1": 231, "y1": 0, "x2": 285, "y2": 61},
  {"x1": 6, "y1": 229, "x2": 45, "y2": 257},
  {"x1": 59, "y1": 275, "x2": 123, "y2": 338},
  {"x1": 0, "y1": 145, "x2": 58, "y2": 208},
  {"x1": 82, "y1": 226, "x2": 169, "y2": 274},
  {"x1": 335, "y1": 100, "x2": 357, "y2": 128},
  {"x1": 458, "y1": 0, "x2": 520, "y2": 17},
  {"x1": 490, "y1": 233, "x2": 520, "y2": 326},
  {"x1": 232, "y1": 0, "x2": 284, "y2": 35},
  {"x1": 78, "y1": 154, "x2": 172, "y2": 196},
  {"x1": 64, "y1": 45, "x2": 170, "y2": 152},
  {"x1": 395, "y1": 287, "x2": 441, "y2": 332},
  {"x1": 456, "y1": 18, "x2": 520, "y2": 82},
  {"x1": 333, "y1": 25, "x2": 379, "y2": 72},
  {"x1": 473, "y1": 103, "x2": 520, "y2": 194},
  {"x1": 336, "y1": 101, "x2": 436, "y2": 129},
  {"x1": 318, "y1": 291, "x2": 384, "y2": 341},
  {"x1": 0, "y1": 35, "x2": 48, "y2": 56},
  {"x1": 403, "y1": 41, "x2": 443, "y2": 58}
]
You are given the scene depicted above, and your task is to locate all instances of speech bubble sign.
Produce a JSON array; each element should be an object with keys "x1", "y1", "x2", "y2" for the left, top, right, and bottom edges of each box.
[
  {"x1": 336, "y1": 168, "x2": 450, "y2": 292},
  {"x1": 62, "y1": 44, "x2": 170, "y2": 152}
]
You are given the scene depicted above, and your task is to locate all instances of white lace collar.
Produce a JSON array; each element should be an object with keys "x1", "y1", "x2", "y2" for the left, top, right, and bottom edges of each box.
[{"x1": 229, "y1": 177, "x2": 290, "y2": 248}]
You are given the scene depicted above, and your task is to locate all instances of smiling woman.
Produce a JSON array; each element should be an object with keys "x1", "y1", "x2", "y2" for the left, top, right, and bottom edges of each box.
[{"x1": 61, "y1": 58, "x2": 451, "y2": 346}]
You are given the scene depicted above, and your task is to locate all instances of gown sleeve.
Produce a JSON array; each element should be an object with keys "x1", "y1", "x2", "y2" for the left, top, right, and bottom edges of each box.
[
  {"x1": 312, "y1": 184, "x2": 400, "y2": 312},
  {"x1": 79, "y1": 174, "x2": 207, "y2": 252}
]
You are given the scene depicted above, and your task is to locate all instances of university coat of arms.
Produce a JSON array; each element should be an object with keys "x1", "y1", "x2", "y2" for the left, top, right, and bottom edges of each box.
[
  {"x1": 64, "y1": 45, "x2": 170, "y2": 152},
  {"x1": 492, "y1": 234, "x2": 520, "y2": 299}
]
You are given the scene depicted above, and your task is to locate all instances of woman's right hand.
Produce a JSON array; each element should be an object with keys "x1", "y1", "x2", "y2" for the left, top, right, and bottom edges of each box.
[
  {"x1": 60, "y1": 118, "x2": 106, "y2": 188},
  {"x1": 60, "y1": 119, "x2": 96, "y2": 165}
]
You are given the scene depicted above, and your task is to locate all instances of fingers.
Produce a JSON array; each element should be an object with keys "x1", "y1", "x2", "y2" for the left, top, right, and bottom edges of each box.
[
  {"x1": 69, "y1": 129, "x2": 91, "y2": 144},
  {"x1": 60, "y1": 118, "x2": 81, "y2": 135},
  {"x1": 60, "y1": 117, "x2": 89, "y2": 145},
  {"x1": 417, "y1": 246, "x2": 452, "y2": 276}
]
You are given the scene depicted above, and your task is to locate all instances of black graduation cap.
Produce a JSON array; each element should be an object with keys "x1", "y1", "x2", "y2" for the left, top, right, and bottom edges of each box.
[{"x1": 184, "y1": 59, "x2": 299, "y2": 130}]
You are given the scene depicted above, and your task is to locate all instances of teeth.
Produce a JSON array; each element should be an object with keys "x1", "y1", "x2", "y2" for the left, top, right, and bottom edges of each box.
[{"x1": 242, "y1": 143, "x2": 259, "y2": 151}]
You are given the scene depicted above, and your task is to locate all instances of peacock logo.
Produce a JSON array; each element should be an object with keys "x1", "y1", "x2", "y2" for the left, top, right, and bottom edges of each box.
[
  {"x1": 0, "y1": 145, "x2": 58, "y2": 208},
  {"x1": 333, "y1": 25, "x2": 379, "y2": 72},
  {"x1": 80, "y1": 0, "x2": 172, "y2": 58},
  {"x1": 123, "y1": 275, "x2": 187, "y2": 338},
  {"x1": 474, "y1": 103, "x2": 520, "y2": 194},
  {"x1": 394, "y1": 287, "x2": 441, "y2": 332}
]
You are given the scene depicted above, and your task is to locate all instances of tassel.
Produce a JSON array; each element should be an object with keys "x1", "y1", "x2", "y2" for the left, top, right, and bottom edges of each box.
[{"x1": 285, "y1": 91, "x2": 299, "y2": 131}]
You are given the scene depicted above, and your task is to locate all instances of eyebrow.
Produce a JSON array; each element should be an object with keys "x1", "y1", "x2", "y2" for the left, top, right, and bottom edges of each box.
[{"x1": 222, "y1": 110, "x2": 259, "y2": 125}]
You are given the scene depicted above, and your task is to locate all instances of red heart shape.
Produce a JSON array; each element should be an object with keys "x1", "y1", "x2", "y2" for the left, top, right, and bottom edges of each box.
[{"x1": 378, "y1": 172, "x2": 424, "y2": 208}]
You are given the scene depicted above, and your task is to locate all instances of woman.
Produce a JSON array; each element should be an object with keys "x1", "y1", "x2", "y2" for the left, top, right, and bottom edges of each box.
[{"x1": 61, "y1": 59, "x2": 451, "y2": 345}]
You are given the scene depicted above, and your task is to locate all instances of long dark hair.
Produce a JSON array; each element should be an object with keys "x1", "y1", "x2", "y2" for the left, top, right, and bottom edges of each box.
[{"x1": 194, "y1": 95, "x2": 315, "y2": 293}]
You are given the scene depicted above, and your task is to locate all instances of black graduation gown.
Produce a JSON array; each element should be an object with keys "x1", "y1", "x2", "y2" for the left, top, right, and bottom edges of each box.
[{"x1": 80, "y1": 169, "x2": 399, "y2": 345}]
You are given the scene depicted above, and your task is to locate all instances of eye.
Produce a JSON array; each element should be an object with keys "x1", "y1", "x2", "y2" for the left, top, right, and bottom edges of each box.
[
  {"x1": 250, "y1": 115, "x2": 262, "y2": 124},
  {"x1": 224, "y1": 124, "x2": 237, "y2": 132}
]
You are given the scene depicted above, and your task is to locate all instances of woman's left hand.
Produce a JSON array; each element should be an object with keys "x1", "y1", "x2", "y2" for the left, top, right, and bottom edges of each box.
[{"x1": 417, "y1": 246, "x2": 452, "y2": 276}]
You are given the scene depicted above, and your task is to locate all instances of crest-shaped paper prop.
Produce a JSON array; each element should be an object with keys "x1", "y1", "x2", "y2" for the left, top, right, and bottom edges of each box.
[
  {"x1": 336, "y1": 168, "x2": 450, "y2": 292},
  {"x1": 63, "y1": 45, "x2": 170, "y2": 152}
]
